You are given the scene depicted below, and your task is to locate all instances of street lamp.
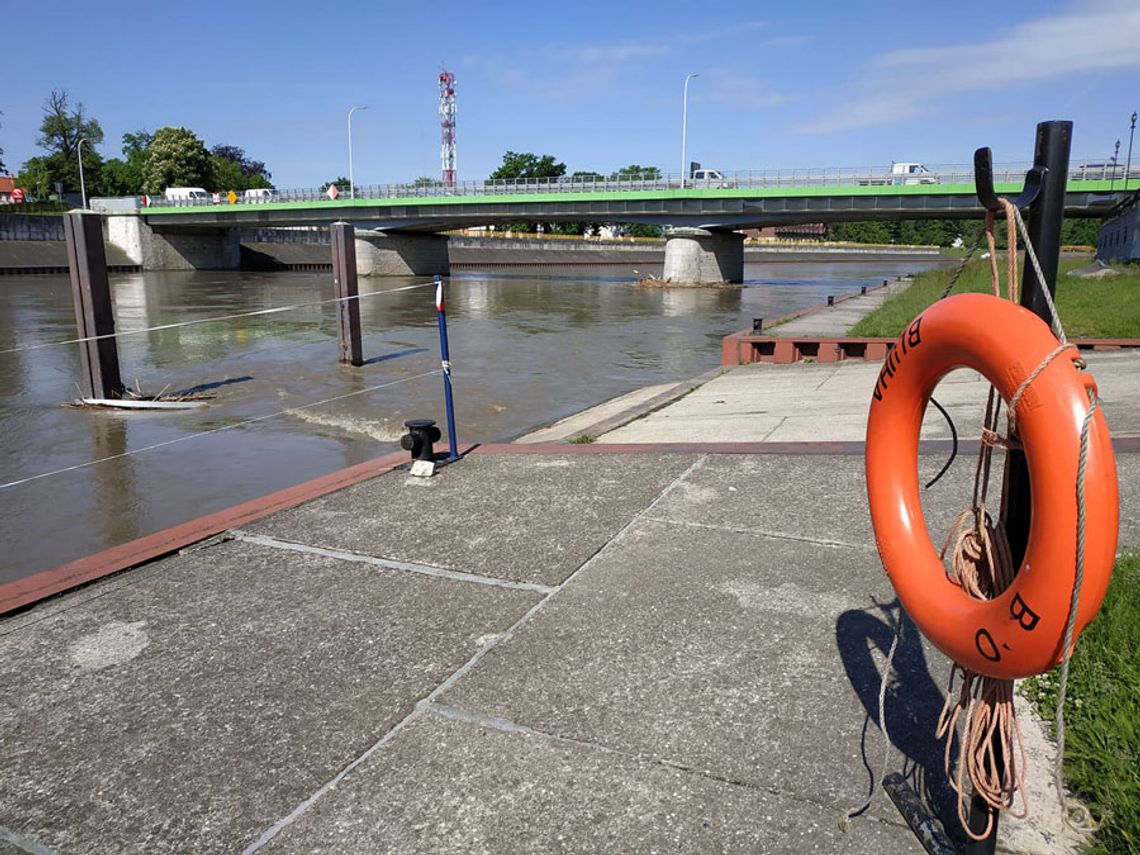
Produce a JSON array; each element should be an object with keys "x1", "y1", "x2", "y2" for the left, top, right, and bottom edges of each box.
[
  {"x1": 77, "y1": 137, "x2": 88, "y2": 209},
  {"x1": 1110, "y1": 138, "x2": 1120, "y2": 191},
  {"x1": 1126, "y1": 111, "x2": 1137, "y2": 192},
  {"x1": 680, "y1": 73, "x2": 699, "y2": 189},
  {"x1": 347, "y1": 105, "x2": 368, "y2": 200}
]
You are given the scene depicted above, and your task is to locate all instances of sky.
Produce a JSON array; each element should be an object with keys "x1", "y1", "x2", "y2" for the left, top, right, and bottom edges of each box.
[{"x1": 2, "y1": 0, "x2": 1139, "y2": 189}]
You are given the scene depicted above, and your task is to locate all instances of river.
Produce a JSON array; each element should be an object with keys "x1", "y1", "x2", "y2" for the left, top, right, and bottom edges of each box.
[{"x1": 0, "y1": 258, "x2": 946, "y2": 584}]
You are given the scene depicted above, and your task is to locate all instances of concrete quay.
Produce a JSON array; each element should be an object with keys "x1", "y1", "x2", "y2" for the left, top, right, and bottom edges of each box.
[{"x1": 3, "y1": 288, "x2": 1139, "y2": 853}]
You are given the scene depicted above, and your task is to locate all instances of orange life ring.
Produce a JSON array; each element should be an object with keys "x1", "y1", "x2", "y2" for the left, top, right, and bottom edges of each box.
[{"x1": 866, "y1": 293, "x2": 1118, "y2": 679}]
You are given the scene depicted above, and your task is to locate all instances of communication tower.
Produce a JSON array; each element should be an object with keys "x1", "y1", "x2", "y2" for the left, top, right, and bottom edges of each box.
[{"x1": 439, "y1": 68, "x2": 457, "y2": 188}]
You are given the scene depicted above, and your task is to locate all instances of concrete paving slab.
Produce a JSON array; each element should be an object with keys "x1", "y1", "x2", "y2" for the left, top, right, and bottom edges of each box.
[
  {"x1": 601, "y1": 349, "x2": 1140, "y2": 444},
  {"x1": 248, "y1": 452, "x2": 699, "y2": 587},
  {"x1": 515, "y1": 382, "x2": 677, "y2": 442},
  {"x1": 439, "y1": 517, "x2": 964, "y2": 832},
  {"x1": 0, "y1": 539, "x2": 540, "y2": 854},
  {"x1": 262, "y1": 712, "x2": 922, "y2": 855}
]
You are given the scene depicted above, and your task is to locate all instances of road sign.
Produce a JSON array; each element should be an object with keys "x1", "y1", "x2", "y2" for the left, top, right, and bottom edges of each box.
[
  {"x1": 227, "y1": 190, "x2": 238, "y2": 204},
  {"x1": 141, "y1": 195, "x2": 151, "y2": 207},
  {"x1": 326, "y1": 184, "x2": 340, "y2": 200},
  {"x1": 11, "y1": 188, "x2": 25, "y2": 203}
]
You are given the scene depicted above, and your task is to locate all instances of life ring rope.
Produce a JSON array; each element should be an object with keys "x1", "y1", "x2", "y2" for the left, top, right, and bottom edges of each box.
[{"x1": 855, "y1": 198, "x2": 1117, "y2": 839}]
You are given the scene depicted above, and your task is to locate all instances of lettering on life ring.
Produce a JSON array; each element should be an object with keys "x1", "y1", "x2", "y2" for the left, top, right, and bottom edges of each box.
[{"x1": 865, "y1": 293, "x2": 1118, "y2": 679}]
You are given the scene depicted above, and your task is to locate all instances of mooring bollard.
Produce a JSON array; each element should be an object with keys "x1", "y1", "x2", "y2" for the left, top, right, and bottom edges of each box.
[
  {"x1": 435, "y1": 276, "x2": 460, "y2": 462},
  {"x1": 752, "y1": 317, "x2": 763, "y2": 333},
  {"x1": 827, "y1": 295, "x2": 834, "y2": 307},
  {"x1": 861, "y1": 285, "x2": 867, "y2": 295}
]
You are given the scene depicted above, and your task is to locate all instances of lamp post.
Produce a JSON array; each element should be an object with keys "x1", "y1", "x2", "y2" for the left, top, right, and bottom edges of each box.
[
  {"x1": 347, "y1": 105, "x2": 368, "y2": 200},
  {"x1": 680, "y1": 73, "x2": 699, "y2": 189},
  {"x1": 77, "y1": 137, "x2": 88, "y2": 209},
  {"x1": 1110, "y1": 138, "x2": 1120, "y2": 191},
  {"x1": 1126, "y1": 111, "x2": 1137, "y2": 191}
]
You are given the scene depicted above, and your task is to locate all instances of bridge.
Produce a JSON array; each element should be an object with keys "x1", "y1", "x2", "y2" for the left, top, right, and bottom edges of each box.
[{"x1": 98, "y1": 162, "x2": 1133, "y2": 283}]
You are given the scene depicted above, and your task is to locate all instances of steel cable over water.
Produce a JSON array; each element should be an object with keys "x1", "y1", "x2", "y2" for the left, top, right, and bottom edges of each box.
[
  {"x1": 0, "y1": 279, "x2": 439, "y2": 356},
  {"x1": 0, "y1": 370, "x2": 440, "y2": 491}
]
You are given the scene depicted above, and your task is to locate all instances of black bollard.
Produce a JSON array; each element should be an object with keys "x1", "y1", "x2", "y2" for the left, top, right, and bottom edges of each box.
[
  {"x1": 752, "y1": 317, "x2": 763, "y2": 333},
  {"x1": 400, "y1": 418, "x2": 442, "y2": 462},
  {"x1": 827, "y1": 295, "x2": 834, "y2": 306}
]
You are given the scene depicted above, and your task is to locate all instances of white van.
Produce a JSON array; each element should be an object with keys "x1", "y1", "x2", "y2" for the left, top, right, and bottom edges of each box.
[
  {"x1": 242, "y1": 188, "x2": 275, "y2": 202},
  {"x1": 690, "y1": 168, "x2": 730, "y2": 188},
  {"x1": 163, "y1": 187, "x2": 210, "y2": 202}
]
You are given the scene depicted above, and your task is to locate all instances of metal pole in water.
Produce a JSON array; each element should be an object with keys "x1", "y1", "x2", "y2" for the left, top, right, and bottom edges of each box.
[
  {"x1": 330, "y1": 221, "x2": 363, "y2": 366},
  {"x1": 64, "y1": 211, "x2": 123, "y2": 399},
  {"x1": 435, "y1": 275, "x2": 460, "y2": 461}
]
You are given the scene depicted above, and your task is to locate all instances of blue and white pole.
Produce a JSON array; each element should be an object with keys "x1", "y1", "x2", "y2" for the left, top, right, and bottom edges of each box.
[{"x1": 435, "y1": 275, "x2": 460, "y2": 461}]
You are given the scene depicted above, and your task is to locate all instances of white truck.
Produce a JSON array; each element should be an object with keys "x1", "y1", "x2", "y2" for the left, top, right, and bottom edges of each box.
[
  {"x1": 163, "y1": 187, "x2": 210, "y2": 202},
  {"x1": 858, "y1": 163, "x2": 938, "y2": 186}
]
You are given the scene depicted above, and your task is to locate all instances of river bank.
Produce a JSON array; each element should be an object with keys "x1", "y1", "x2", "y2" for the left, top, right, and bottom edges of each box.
[{"x1": 0, "y1": 231, "x2": 943, "y2": 274}]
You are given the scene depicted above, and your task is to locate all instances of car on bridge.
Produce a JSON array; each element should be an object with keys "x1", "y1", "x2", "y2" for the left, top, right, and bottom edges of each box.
[{"x1": 858, "y1": 162, "x2": 939, "y2": 186}]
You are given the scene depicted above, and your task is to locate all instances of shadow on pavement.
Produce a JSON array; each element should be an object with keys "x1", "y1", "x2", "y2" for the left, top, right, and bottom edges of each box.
[{"x1": 837, "y1": 598, "x2": 966, "y2": 844}]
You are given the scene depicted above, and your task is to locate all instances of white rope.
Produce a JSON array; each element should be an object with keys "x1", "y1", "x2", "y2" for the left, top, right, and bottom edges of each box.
[
  {"x1": 0, "y1": 279, "x2": 438, "y2": 356},
  {"x1": 1011, "y1": 207, "x2": 1066, "y2": 344},
  {"x1": 0, "y1": 370, "x2": 440, "y2": 491}
]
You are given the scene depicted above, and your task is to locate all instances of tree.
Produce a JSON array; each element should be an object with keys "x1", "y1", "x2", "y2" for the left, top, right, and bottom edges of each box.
[
  {"x1": 570, "y1": 170, "x2": 605, "y2": 183},
  {"x1": 413, "y1": 176, "x2": 437, "y2": 187},
  {"x1": 610, "y1": 164, "x2": 662, "y2": 181},
  {"x1": 490, "y1": 151, "x2": 566, "y2": 182},
  {"x1": 99, "y1": 130, "x2": 153, "y2": 195},
  {"x1": 210, "y1": 144, "x2": 272, "y2": 192},
  {"x1": 37, "y1": 90, "x2": 104, "y2": 157},
  {"x1": 142, "y1": 127, "x2": 211, "y2": 193}
]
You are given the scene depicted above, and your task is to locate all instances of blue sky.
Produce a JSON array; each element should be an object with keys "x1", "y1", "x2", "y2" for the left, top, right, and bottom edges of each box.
[{"x1": 3, "y1": 0, "x2": 1138, "y2": 188}]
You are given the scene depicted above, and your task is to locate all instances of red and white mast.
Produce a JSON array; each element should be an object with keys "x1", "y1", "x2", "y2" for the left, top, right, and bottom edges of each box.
[{"x1": 439, "y1": 68, "x2": 457, "y2": 188}]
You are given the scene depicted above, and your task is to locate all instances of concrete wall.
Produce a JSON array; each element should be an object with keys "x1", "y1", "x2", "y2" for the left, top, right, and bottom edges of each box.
[
  {"x1": 0, "y1": 215, "x2": 66, "y2": 241},
  {"x1": 106, "y1": 216, "x2": 240, "y2": 270},
  {"x1": 1098, "y1": 203, "x2": 1138, "y2": 262},
  {"x1": 354, "y1": 231, "x2": 450, "y2": 277},
  {"x1": 662, "y1": 229, "x2": 744, "y2": 284}
]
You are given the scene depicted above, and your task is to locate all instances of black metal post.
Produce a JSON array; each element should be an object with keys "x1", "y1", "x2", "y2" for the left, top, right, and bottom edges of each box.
[
  {"x1": 330, "y1": 222, "x2": 364, "y2": 366},
  {"x1": 964, "y1": 120, "x2": 1072, "y2": 855},
  {"x1": 1004, "y1": 120, "x2": 1072, "y2": 565},
  {"x1": 64, "y1": 211, "x2": 123, "y2": 399}
]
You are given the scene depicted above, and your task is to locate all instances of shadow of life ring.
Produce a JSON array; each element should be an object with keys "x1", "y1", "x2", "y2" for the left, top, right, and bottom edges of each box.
[{"x1": 866, "y1": 293, "x2": 1118, "y2": 679}]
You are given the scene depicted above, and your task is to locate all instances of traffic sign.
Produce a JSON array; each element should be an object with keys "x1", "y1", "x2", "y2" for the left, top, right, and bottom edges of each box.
[
  {"x1": 326, "y1": 184, "x2": 340, "y2": 200},
  {"x1": 11, "y1": 188, "x2": 25, "y2": 203},
  {"x1": 141, "y1": 195, "x2": 151, "y2": 207},
  {"x1": 227, "y1": 190, "x2": 238, "y2": 204}
]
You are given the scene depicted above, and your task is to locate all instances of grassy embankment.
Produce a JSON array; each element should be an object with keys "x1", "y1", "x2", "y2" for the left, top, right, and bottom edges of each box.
[
  {"x1": 850, "y1": 259, "x2": 1140, "y2": 339},
  {"x1": 1022, "y1": 552, "x2": 1140, "y2": 854}
]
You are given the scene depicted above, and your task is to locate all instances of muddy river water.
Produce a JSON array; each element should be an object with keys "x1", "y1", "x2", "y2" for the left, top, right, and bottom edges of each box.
[{"x1": 0, "y1": 258, "x2": 946, "y2": 583}]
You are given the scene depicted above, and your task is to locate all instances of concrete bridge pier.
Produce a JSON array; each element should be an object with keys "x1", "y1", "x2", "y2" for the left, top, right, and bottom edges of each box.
[
  {"x1": 353, "y1": 230, "x2": 450, "y2": 277},
  {"x1": 662, "y1": 228, "x2": 744, "y2": 285},
  {"x1": 105, "y1": 216, "x2": 239, "y2": 270}
]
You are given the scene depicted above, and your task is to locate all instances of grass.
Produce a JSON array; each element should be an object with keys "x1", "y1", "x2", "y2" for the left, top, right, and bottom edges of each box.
[
  {"x1": 568, "y1": 433, "x2": 596, "y2": 444},
  {"x1": 1022, "y1": 551, "x2": 1140, "y2": 854},
  {"x1": 849, "y1": 259, "x2": 1140, "y2": 339}
]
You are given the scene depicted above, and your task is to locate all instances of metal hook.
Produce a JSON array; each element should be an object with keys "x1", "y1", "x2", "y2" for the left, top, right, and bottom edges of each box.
[{"x1": 974, "y1": 147, "x2": 1046, "y2": 211}]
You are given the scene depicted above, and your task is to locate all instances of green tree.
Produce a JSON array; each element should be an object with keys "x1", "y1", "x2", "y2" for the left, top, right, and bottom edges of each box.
[
  {"x1": 570, "y1": 170, "x2": 605, "y2": 182},
  {"x1": 210, "y1": 144, "x2": 272, "y2": 192},
  {"x1": 490, "y1": 151, "x2": 566, "y2": 183},
  {"x1": 625, "y1": 224, "x2": 663, "y2": 238},
  {"x1": 37, "y1": 90, "x2": 104, "y2": 158},
  {"x1": 609, "y1": 164, "x2": 661, "y2": 181},
  {"x1": 413, "y1": 176, "x2": 437, "y2": 187},
  {"x1": 142, "y1": 127, "x2": 212, "y2": 194},
  {"x1": 99, "y1": 130, "x2": 153, "y2": 195},
  {"x1": 16, "y1": 157, "x2": 54, "y2": 199}
]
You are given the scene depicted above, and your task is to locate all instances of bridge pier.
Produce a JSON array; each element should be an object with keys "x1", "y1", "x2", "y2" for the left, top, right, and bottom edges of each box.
[
  {"x1": 106, "y1": 216, "x2": 239, "y2": 270},
  {"x1": 354, "y1": 231, "x2": 450, "y2": 277},
  {"x1": 662, "y1": 228, "x2": 743, "y2": 285}
]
